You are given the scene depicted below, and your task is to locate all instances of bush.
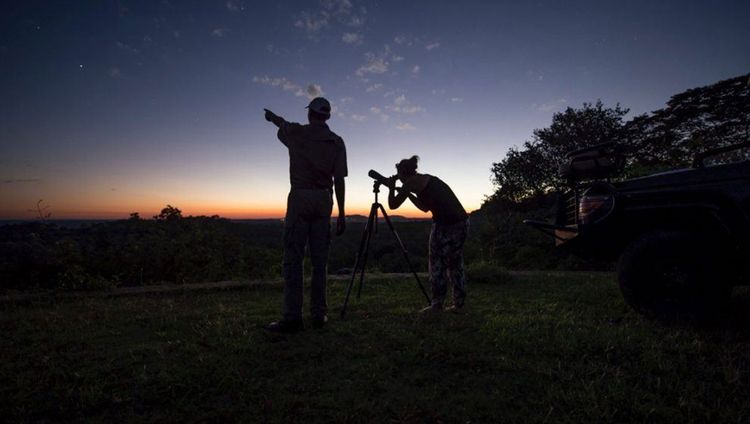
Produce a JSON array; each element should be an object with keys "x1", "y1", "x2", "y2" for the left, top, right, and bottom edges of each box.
[
  {"x1": 58, "y1": 266, "x2": 118, "y2": 291},
  {"x1": 0, "y1": 218, "x2": 284, "y2": 291}
]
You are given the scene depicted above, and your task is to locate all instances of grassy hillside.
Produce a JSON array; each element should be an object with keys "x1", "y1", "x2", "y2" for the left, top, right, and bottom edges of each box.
[{"x1": 2, "y1": 271, "x2": 750, "y2": 422}]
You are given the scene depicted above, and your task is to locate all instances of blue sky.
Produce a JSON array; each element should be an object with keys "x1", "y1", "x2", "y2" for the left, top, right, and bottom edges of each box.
[{"x1": 1, "y1": 0, "x2": 748, "y2": 218}]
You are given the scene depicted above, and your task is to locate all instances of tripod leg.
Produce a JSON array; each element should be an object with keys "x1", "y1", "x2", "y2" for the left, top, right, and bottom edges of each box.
[
  {"x1": 341, "y1": 208, "x2": 373, "y2": 317},
  {"x1": 379, "y1": 205, "x2": 431, "y2": 305},
  {"x1": 341, "y1": 214, "x2": 369, "y2": 318},
  {"x1": 356, "y1": 204, "x2": 378, "y2": 300}
]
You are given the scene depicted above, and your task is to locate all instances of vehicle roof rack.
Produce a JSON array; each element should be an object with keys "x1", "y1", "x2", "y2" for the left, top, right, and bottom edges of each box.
[{"x1": 692, "y1": 141, "x2": 750, "y2": 168}]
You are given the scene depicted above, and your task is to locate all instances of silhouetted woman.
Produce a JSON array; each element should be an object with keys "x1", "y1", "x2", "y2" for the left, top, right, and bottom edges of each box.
[{"x1": 387, "y1": 156, "x2": 469, "y2": 312}]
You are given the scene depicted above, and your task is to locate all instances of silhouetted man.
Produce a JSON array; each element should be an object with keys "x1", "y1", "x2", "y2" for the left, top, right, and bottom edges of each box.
[{"x1": 263, "y1": 97, "x2": 347, "y2": 333}]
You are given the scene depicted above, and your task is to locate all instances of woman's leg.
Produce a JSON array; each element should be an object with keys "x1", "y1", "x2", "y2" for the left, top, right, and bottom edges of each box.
[
  {"x1": 428, "y1": 223, "x2": 448, "y2": 307},
  {"x1": 448, "y1": 220, "x2": 469, "y2": 308}
]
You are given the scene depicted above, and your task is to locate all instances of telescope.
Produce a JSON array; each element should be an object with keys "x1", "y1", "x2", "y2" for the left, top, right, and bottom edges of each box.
[
  {"x1": 368, "y1": 169, "x2": 397, "y2": 187},
  {"x1": 341, "y1": 170, "x2": 431, "y2": 317}
]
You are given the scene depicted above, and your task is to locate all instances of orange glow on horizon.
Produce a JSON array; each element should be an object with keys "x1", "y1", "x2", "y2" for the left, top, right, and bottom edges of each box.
[{"x1": 0, "y1": 203, "x2": 445, "y2": 220}]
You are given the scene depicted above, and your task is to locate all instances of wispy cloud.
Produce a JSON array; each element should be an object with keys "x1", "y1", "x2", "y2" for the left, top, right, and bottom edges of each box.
[
  {"x1": 321, "y1": 0, "x2": 352, "y2": 15},
  {"x1": 393, "y1": 35, "x2": 408, "y2": 45},
  {"x1": 383, "y1": 89, "x2": 402, "y2": 99},
  {"x1": 115, "y1": 41, "x2": 139, "y2": 54},
  {"x1": 412, "y1": 65, "x2": 420, "y2": 75},
  {"x1": 370, "y1": 106, "x2": 390, "y2": 122},
  {"x1": 253, "y1": 76, "x2": 325, "y2": 99},
  {"x1": 526, "y1": 69, "x2": 544, "y2": 81},
  {"x1": 356, "y1": 46, "x2": 390, "y2": 77},
  {"x1": 265, "y1": 44, "x2": 289, "y2": 56},
  {"x1": 451, "y1": 97, "x2": 463, "y2": 103},
  {"x1": 396, "y1": 123, "x2": 416, "y2": 131},
  {"x1": 109, "y1": 67, "x2": 122, "y2": 78},
  {"x1": 211, "y1": 27, "x2": 229, "y2": 37},
  {"x1": 393, "y1": 35, "x2": 418, "y2": 46},
  {"x1": 401, "y1": 105, "x2": 425, "y2": 113},
  {"x1": 425, "y1": 42, "x2": 440, "y2": 51},
  {"x1": 365, "y1": 83, "x2": 383, "y2": 92},
  {"x1": 306, "y1": 84, "x2": 324, "y2": 98},
  {"x1": 386, "y1": 94, "x2": 425, "y2": 114},
  {"x1": 294, "y1": 12, "x2": 329, "y2": 34},
  {"x1": 351, "y1": 114, "x2": 366, "y2": 122},
  {"x1": 342, "y1": 32, "x2": 363, "y2": 45},
  {"x1": 226, "y1": 0, "x2": 243, "y2": 12},
  {"x1": 324, "y1": 0, "x2": 365, "y2": 26},
  {"x1": 295, "y1": 0, "x2": 366, "y2": 37},
  {"x1": 536, "y1": 98, "x2": 567, "y2": 112}
]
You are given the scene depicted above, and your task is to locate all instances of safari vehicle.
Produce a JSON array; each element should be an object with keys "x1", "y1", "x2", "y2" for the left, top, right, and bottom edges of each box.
[{"x1": 525, "y1": 141, "x2": 750, "y2": 318}]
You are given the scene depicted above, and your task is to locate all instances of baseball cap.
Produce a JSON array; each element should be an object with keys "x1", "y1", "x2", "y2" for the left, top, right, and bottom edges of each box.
[{"x1": 306, "y1": 97, "x2": 332, "y2": 117}]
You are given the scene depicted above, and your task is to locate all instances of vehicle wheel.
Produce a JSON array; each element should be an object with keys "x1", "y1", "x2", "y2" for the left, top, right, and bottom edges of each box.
[{"x1": 616, "y1": 231, "x2": 731, "y2": 320}]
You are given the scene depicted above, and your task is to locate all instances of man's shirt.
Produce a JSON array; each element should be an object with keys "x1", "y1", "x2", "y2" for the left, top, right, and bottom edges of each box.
[{"x1": 277, "y1": 120, "x2": 347, "y2": 190}]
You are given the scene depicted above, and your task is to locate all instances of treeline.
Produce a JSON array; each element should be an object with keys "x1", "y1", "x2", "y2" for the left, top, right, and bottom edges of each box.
[
  {"x1": 472, "y1": 73, "x2": 749, "y2": 268},
  {"x1": 1, "y1": 208, "x2": 487, "y2": 291},
  {"x1": 0, "y1": 215, "x2": 271, "y2": 291}
]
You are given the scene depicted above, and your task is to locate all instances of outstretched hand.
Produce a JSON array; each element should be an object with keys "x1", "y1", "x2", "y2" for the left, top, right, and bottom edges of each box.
[
  {"x1": 264, "y1": 108, "x2": 277, "y2": 122},
  {"x1": 336, "y1": 216, "x2": 346, "y2": 236}
]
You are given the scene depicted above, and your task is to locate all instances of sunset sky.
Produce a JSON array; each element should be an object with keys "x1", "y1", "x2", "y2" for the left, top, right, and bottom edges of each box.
[{"x1": 1, "y1": 0, "x2": 749, "y2": 219}]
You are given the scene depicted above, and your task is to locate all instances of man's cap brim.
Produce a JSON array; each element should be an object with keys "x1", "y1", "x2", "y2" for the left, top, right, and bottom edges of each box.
[{"x1": 305, "y1": 106, "x2": 331, "y2": 116}]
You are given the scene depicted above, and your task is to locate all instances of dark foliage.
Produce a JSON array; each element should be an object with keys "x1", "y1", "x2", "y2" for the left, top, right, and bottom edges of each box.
[
  {"x1": 490, "y1": 101, "x2": 630, "y2": 202},
  {"x1": 153, "y1": 204, "x2": 182, "y2": 221},
  {"x1": 0, "y1": 215, "x2": 462, "y2": 292},
  {"x1": 624, "y1": 74, "x2": 750, "y2": 170},
  {"x1": 0, "y1": 216, "x2": 273, "y2": 291},
  {"x1": 490, "y1": 74, "x2": 750, "y2": 202},
  {"x1": 480, "y1": 73, "x2": 750, "y2": 269}
]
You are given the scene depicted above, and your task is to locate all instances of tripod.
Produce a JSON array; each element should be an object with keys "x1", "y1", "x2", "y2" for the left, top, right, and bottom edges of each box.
[{"x1": 340, "y1": 182, "x2": 431, "y2": 318}]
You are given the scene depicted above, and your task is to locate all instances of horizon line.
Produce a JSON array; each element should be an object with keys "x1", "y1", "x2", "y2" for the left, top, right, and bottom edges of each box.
[{"x1": 0, "y1": 213, "x2": 449, "y2": 221}]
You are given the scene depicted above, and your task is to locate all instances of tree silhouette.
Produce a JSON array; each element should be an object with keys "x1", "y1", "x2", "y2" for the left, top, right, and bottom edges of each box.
[
  {"x1": 623, "y1": 73, "x2": 750, "y2": 168},
  {"x1": 491, "y1": 101, "x2": 628, "y2": 203},
  {"x1": 153, "y1": 205, "x2": 182, "y2": 221},
  {"x1": 489, "y1": 73, "x2": 750, "y2": 204}
]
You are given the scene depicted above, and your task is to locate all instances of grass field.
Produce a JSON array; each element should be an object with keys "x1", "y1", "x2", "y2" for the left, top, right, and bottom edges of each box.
[{"x1": 2, "y1": 271, "x2": 750, "y2": 423}]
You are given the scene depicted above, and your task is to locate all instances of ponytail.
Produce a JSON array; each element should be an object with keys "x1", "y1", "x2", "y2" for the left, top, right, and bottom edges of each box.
[{"x1": 397, "y1": 155, "x2": 420, "y2": 176}]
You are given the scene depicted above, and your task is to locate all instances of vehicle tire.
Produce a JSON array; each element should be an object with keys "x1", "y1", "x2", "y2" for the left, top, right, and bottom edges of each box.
[{"x1": 616, "y1": 231, "x2": 731, "y2": 320}]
